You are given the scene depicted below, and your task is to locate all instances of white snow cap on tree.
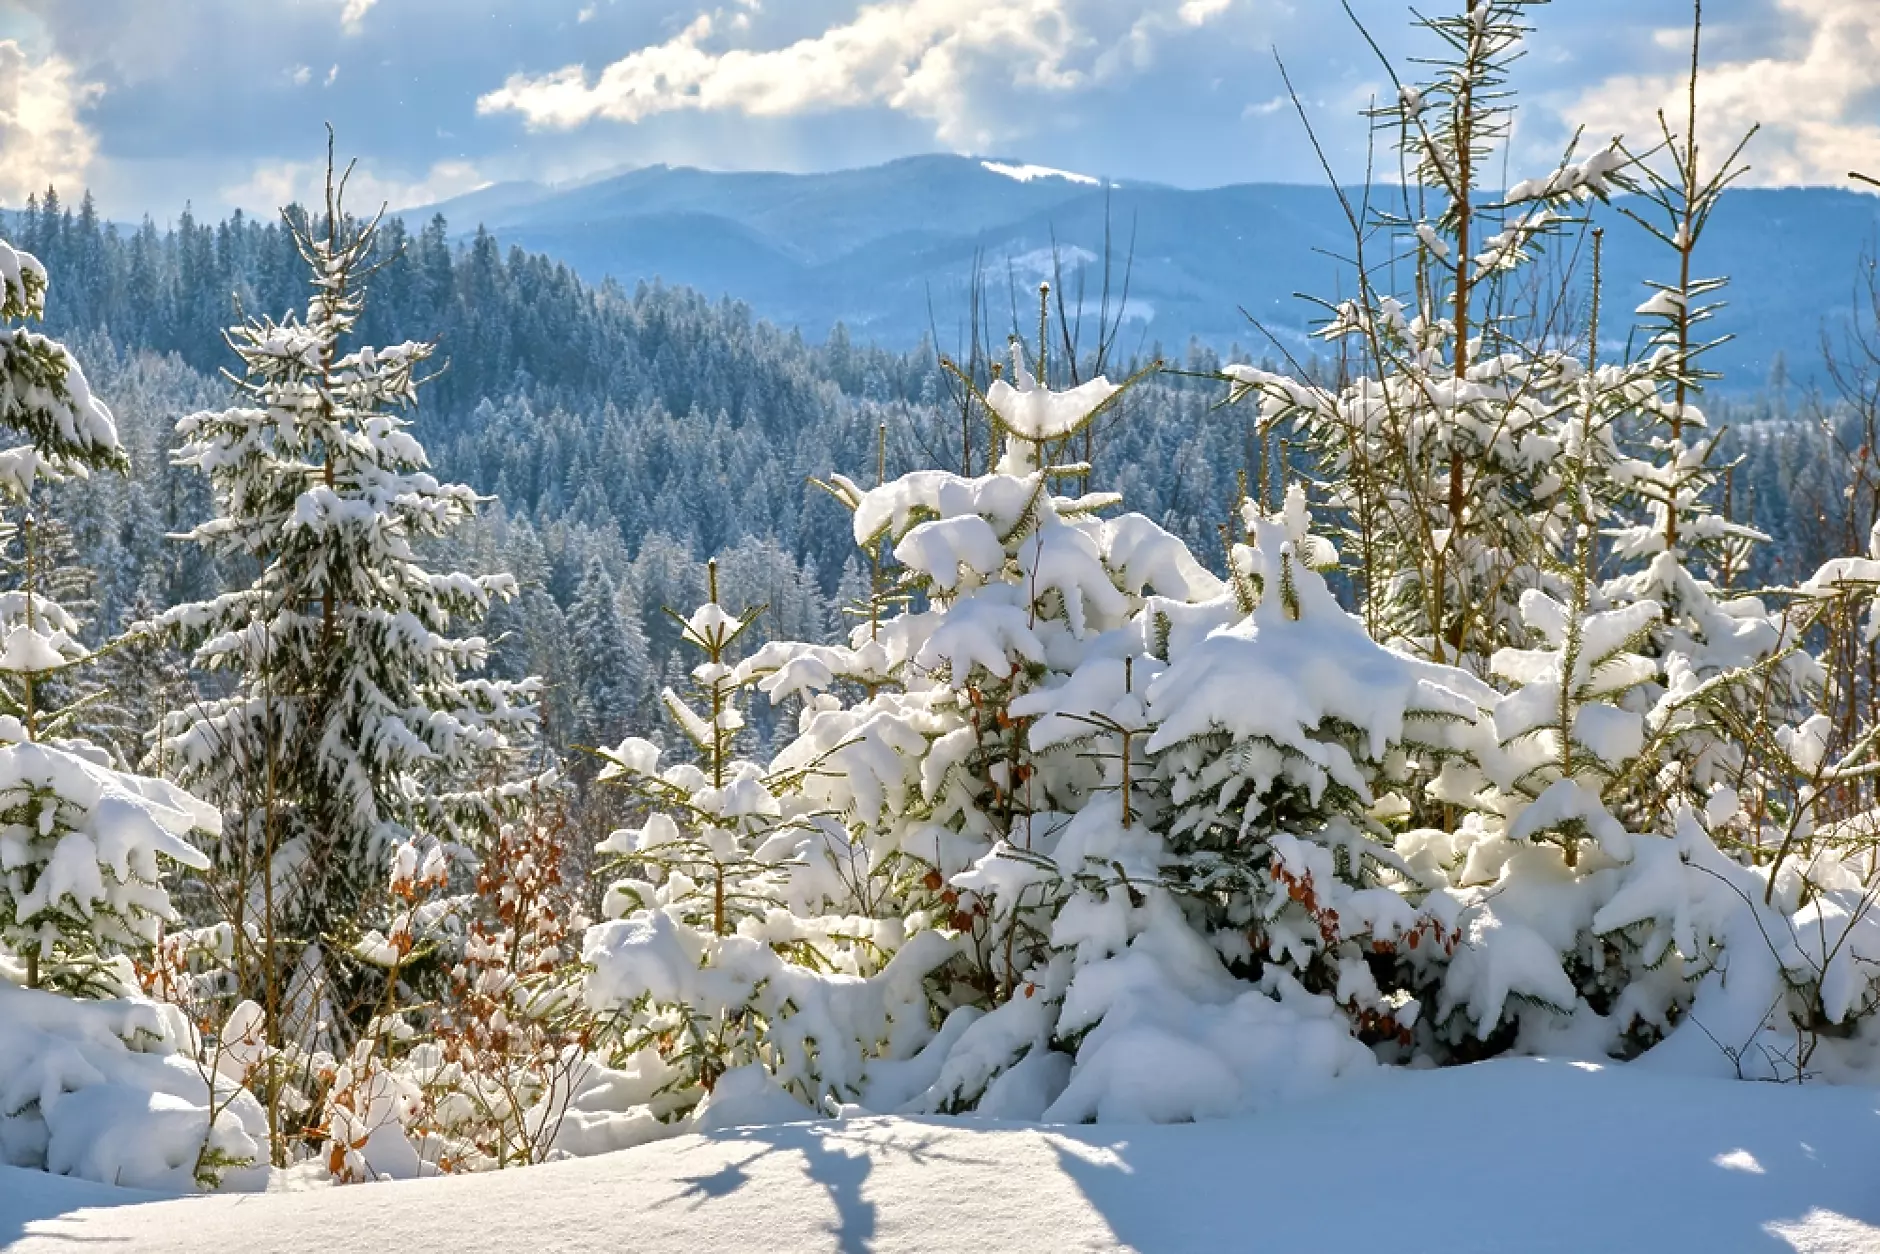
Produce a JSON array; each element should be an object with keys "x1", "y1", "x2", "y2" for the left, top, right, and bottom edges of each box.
[
  {"x1": 0, "y1": 982, "x2": 268, "y2": 1190},
  {"x1": 0, "y1": 236, "x2": 124, "y2": 500},
  {"x1": 0, "y1": 741, "x2": 217, "y2": 973}
]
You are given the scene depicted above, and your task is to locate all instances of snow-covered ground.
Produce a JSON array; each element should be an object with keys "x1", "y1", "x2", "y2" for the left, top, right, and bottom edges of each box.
[
  {"x1": 3, "y1": 1059, "x2": 1875, "y2": 1254},
  {"x1": 979, "y1": 160, "x2": 1102, "y2": 186}
]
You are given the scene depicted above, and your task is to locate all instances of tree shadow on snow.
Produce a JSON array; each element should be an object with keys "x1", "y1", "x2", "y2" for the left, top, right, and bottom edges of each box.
[
  {"x1": 0, "y1": 1168, "x2": 156, "y2": 1251},
  {"x1": 655, "y1": 1120, "x2": 1000, "y2": 1254},
  {"x1": 1042, "y1": 1060, "x2": 1880, "y2": 1254}
]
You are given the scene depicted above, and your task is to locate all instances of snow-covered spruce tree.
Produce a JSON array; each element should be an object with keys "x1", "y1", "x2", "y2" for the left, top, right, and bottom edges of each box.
[
  {"x1": 0, "y1": 512, "x2": 164, "y2": 768},
  {"x1": 581, "y1": 559, "x2": 946, "y2": 1122},
  {"x1": 1594, "y1": 8, "x2": 1811, "y2": 807},
  {"x1": 0, "y1": 514, "x2": 98, "y2": 746},
  {"x1": 1413, "y1": 9, "x2": 1880, "y2": 1066},
  {"x1": 0, "y1": 229, "x2": 262, "y2": 1191},
  {"x1": 576, "y1": 305, "x2": 1162, "y2": 1123},
  {"x1": 1218, "y1": 0, "x2": 1880, "y2": 1077},
  {"x1": 0, "y1": 232, "x2": 222, "y2": 998},
  {"x1": 566, "y1": 554, "x2": 649, "y2": 755},
  {"x1": 150, "y1": 148, "x2": 539, "y2": 1024},
  {"x1": 734, "y1": 315, "x2": 1221, "y2": 1118},
  {"x1": 1407, "y1": 305, "x2": 1712, "y2": 1057},
  {"x1": 1131, "y1": 486, "x2": 1490, "y2": 1071},
  {"x1": 562, "y1": 292, "x2": 1533, "y2": 1135},
  {"x1": 1224, "y1": 0, "x2": 1626, "y2": 673},
  {"x1": 91, "y1": 583, "x2": 194, "y2": 774},
  {"x1": 1215, "y1": 0, "x2": 1662, "y2": 1052}
]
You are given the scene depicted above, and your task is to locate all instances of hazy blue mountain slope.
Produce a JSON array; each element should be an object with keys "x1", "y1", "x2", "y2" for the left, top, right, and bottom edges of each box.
[
  {"x1": 500, "y1": 211, "x2": 809, "y2": 308},
  {"x1": 512, "y1": 156, "x2": 1105, "y2": 265},
  {"x1": 407, "y1": 156, "x2": 1880, "y2": 385}
]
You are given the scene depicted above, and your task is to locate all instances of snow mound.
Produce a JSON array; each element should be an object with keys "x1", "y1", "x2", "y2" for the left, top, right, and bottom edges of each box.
[
  {"x1": 0, "y1": 985, "x2": 267, "y2": 1194},
  {"x1": 4, "y1": 1060, "x2": 1875, "y2": 1254}
]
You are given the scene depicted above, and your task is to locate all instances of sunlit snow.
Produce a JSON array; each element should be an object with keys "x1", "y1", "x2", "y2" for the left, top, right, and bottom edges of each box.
[
  {"x1": 981, "y1": 161, "x2": 1102, "y2": 187},
  {"x1": 3, "y1": 1061, "x2": 1874, "y2": 1254}
]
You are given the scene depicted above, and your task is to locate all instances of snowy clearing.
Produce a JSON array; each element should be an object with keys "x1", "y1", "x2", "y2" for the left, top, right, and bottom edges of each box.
[{"x1": 3, "y1": 1060, "x2": 1876, "y2": 1254}]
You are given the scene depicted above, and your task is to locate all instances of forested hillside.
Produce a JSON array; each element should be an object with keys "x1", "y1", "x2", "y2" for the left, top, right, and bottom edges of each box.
[
  {"x1": 396, "y1": 155, "x2": 1880, "y2": 389},
  {"x1": 10, "y1": 184, "x2": 1866, "y2": 768},
  {"x1": 9, "y1": 190, "x2": 1266, "y2": 759}
]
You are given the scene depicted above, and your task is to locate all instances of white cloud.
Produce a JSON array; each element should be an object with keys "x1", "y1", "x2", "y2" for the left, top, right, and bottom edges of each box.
[
  {"x1": 1178, "y1": 0, "x2": 1234, "y2": 26},
  {"x1": 288, "y1": 64, "x2": 313, "y2": 86},
  {"x1": 339, "y1": 0, "x2": 379, "y2": 34},
  {"x1": 222, "y1": 158, "x2": 489, "y2": 216},
  {"x1": 1569, "y1": 0, "x2": 1880, "y2": 186},
  {"x1": 477, "y1": 0, "x2": 1248, "y2": 149},
  {"x1": 0, "y1": 41, "x2": 101, "y2": 205}
]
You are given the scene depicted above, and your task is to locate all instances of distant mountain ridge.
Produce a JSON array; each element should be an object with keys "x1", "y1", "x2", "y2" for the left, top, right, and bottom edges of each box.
[{"x1": 402, "y1": 154, "x2": 1880, "y2": 388}]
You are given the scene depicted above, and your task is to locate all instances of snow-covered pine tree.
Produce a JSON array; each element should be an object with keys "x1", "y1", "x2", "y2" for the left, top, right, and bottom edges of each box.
[
  {"x1": 1415, "y1": 325, "x2": 1699, "y2": 1053},
  {"x1": 1223, "y1": 0, "x2": 1627, "y2": 673},
  {"x1": 0, "y1": 234, "x2": 127, "y2": 493},
  {"x1": 1208, "y1": 0, "x2": 1661, "y2": 1056},
  {"x1": 0, "y1": 513, "x2": 98, "y2": 743},
  {"x1": 0, "y1": 232, "x2": 217, "y2": 995},
  {"x1": 598, "y1": 560, "x2": 777, "y2": 936},
  {"x1": 0, "y1": 510, "x2": 142, "y2": 761},
  {"x1": 577, "y1": 301, "x2": 1189, "y2": 1123},
  {"x1": 150, "y1": 144, "x2": 540, "y2": 1015},
  {"x1": 1595, "y1": 5, "x2": 1818, "y2": 809},
  {"x1": 1417, "y1": 6, "x2": 1880, "y2": 1064},
  {"x1": 1138, "y1": 485, "x2": 1490, "y2": 1062},
  {"x1": 1212, "y1": 0, "x2": 1880, "y2": 1077},
  {"x1": 583, "y1": 559, "x2": 882, "y2": 1114},
  {"x1": 1588, "y1": 158, "x2": 1880, "y2": 1077},
  {"x1": 566, "y1": 554, "x2": 648, "y2": 755},
  {"x1": 90, "y1": 583, "x2": 194, "y2": 773}
]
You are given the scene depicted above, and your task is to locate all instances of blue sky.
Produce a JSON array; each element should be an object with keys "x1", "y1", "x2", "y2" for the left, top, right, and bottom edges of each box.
[{"x1": 0, "y1": 0, "x2": 1871, "y2": 221}]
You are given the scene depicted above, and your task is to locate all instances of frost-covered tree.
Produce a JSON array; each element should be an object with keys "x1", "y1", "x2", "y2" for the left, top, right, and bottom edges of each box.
[
  {"x1": 0, "y1": 232, "x2": 216, "y2": 995},
  {"x1": 565, "y1": 291, "x2": 1547, "y2": 1131},
  {"x1": 0, "y1": 514, "x2": 97, "y2": 740},
  {"x1": 151, "y1": 148, "x2": 539, "y2": 996},
  {"x1": 90, "y1": 584, "x2": 193, "y2": 773},
  {"x1": 1225, "y1": 0, "x2": 1628, "y2": 671},
  {"x1": 1591, "y1": 11, "x2": 1819, "y2": 812},
  {"x1": 583, "y1": 560, "x2": 881, "y2": 1110},
  {"x1": 1205, "y1": 0, "x2": 1880, "y2": 1080},
  {"x1": 566, "y1": 555, "x2": 647, "y2": 753},
  {"x1": 0, "y1": 236, "x2": 127, "y2": 495}
]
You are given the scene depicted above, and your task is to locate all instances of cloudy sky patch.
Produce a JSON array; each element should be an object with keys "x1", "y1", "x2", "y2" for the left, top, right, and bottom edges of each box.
[{"x1": 0, "y1": 0, "x2": 1858, "y2": 221}]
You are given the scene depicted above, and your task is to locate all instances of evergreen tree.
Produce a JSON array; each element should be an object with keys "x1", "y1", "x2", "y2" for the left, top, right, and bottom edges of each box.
[
  {"x1": 566, "y1": 553, "x2": 648, "y2": 752},
  {"x1": 150, "y1": 147, "x2": 540, "y2": 1001},
  {"x1": 1224, "y1": 0, "x2": 1628, "y2": 670},
  {"x1": 0, "y1": 514, "x2": 101, "y2": 736},
  {"x1": 0, "y1": 231, "x2": 213, "y2": 995},
  {"x1": 93, "y1": 583, "x2": 193, "y2": 773}
]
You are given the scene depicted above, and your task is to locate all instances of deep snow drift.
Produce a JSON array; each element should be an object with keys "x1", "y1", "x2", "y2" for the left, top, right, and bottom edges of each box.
[{"x1": 2, "y1": 1059, "x2": 1875, "y2": 1254}]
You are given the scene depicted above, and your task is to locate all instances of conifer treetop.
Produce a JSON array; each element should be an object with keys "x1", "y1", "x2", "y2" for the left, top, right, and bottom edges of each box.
[
  {"x1": 151, "y1": 139, "x2": 540, "y2": 943},
  {"x1": 0, "y1": 235, "x2": 127, "y2": 500}
]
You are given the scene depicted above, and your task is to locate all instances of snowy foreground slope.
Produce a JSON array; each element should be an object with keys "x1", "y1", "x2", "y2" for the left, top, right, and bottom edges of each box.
[{"x1": 3, "y1": 1060, "x2": 1876, "y2": 1254}]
